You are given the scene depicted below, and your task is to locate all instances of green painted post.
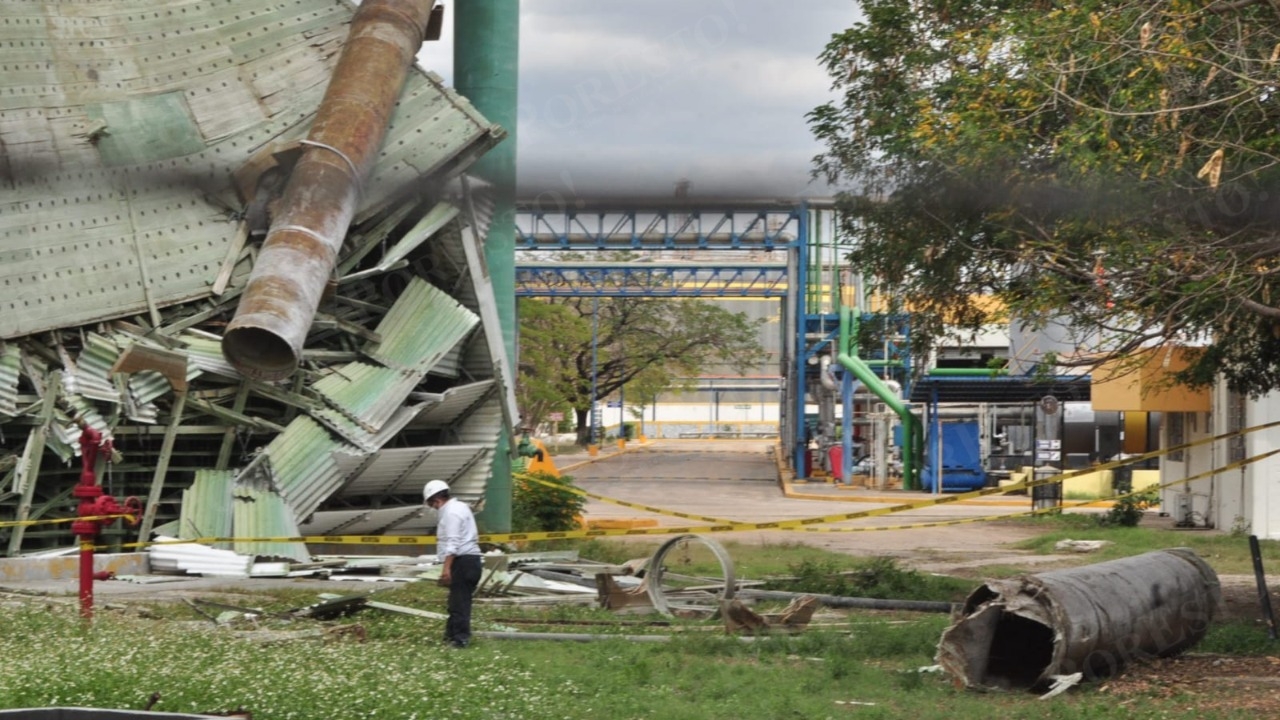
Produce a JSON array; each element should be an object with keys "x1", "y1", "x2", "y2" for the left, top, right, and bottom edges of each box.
[{"x1": 455, "y1": 0, "x2": 518, "y2": 533}]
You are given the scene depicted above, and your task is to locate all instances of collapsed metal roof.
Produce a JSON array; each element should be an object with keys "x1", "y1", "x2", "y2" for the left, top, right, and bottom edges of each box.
[{"x1": 0, "y1": 0, "x2": 515, "y2": 557}]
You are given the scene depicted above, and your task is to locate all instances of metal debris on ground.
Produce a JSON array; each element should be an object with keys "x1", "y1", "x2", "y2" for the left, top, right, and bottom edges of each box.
[
  {"x1": 721, "y1": 595, "x2": 820, "y2": 635},
  {"x1": 0, "y1": 0, "x2": 514, "y2": 562},
  {"x1": 1053, "y1": 539, "x2": 1113, "y2": 553}
]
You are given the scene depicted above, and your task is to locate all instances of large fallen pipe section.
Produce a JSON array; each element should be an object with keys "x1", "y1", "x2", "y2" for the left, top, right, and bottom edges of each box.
[
  {"x1": 937, "y1": 548, "x2": 1220, "y2": 692},
  {"x1": 223, "y1": 0, "x2": 435, "y2": 380}
]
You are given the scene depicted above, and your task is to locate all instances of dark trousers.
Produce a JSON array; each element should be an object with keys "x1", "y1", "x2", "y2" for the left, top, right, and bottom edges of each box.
[{"x1": 445, "y1": 555, "x2": 483, "y2": 645}]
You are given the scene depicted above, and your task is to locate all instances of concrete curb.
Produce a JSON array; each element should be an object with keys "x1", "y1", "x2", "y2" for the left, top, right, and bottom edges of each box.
[
  {"x1": 0, "y1": 552, "x2": 148, "y2": 583},
  {"x1": 770, "y1": 442, "x2": 1114, "y2": 508},
  {"x1": 557, "y1": 440, "x2": 643, "y2": 474}
]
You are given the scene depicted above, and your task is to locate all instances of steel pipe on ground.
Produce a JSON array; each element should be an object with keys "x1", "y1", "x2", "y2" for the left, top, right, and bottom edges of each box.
[
  {"x1": 937, "y1": 548, "x2": 1220, "y2": 691},
  {"x1": 223, "y1": 0, "x2": 435, "y2": 380},
  {"x1": 737, "y1": 589, "x2": 953, "y2": 614}
]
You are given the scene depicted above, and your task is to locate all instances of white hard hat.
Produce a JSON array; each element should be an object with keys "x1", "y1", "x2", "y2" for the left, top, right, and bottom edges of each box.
[{"x1": 423, "y1": 479, "x2": 450, "y2": 502}]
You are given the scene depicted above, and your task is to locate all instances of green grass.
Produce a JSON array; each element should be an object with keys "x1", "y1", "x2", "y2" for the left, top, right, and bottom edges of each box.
[
  {"x1": 3, "y1": 536, "x2": 1276, "y2": 718},
  {"x1": 1000, "y1": 514, "x2": 1280, "y2": 574},
  {"x1": 0, "y1": 598, "x2": 1240, "y2": 720},
  {"x1": 1199, "y1": 620, "x2": 1280, "y2": 655}
]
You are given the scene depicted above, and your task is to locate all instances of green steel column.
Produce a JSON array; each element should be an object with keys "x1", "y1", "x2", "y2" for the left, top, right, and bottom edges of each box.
[{"x1": 456, "y1": 0, "x2": 518, "y2": 532}]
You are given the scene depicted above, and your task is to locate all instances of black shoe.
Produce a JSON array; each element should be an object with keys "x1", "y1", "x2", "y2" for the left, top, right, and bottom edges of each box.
[{"x1": 450, "y1": 640, "x2": 469, "y2": 649}]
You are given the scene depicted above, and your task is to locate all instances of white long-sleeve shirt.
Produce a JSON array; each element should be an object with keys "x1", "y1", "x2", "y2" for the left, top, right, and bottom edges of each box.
[{"x1": 436, "y1": 497, "x2": 480, "y2": 560}]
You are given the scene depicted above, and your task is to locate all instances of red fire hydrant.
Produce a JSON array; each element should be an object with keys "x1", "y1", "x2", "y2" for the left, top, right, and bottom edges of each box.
[{"x1": 70, "y1": 426, "x2": 140, "y2": 620}]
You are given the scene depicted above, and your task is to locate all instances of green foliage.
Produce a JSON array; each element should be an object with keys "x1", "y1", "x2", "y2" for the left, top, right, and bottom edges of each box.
[
  {"x1": 517, "y1": 294, "x2": 766, "y2": 443},
  {"x1": 1099, "y1": 488, "x2": 1160, "y2": 527},
  {"x1": 812, "y1": 0, "x2": 1280, "y2": 393},
  {"x1": 764, "y1": 555, "x2": 971, "y2": 602},
  {"x1": 512, "y1": 471, "x2": 587, "y2": 533},
  {"x1": 1199, "y1": 620, "x2": 1280, "y2": 656}
]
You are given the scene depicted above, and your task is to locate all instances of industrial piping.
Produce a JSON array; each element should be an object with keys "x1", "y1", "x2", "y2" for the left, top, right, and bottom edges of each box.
[
  {"x1": 937, "y1": 548, "x2": 1220, "y2": 691},
  {"x1": 70, "y1": 427, "x2": 140, "y2": 620},
  {"x1": 223, "y1": 0, "x2": 435, "y2": 380},
  {"x1": 836, "y1": 306, "x2": 919, "y2": 489}
]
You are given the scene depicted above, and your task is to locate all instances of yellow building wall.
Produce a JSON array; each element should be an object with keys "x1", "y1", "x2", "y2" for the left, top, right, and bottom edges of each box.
[
  {"x1": 1122, "y1": 412, "x2": 1149, "y2": 454},
  {"x1": 1092, "y1": 346, "x2": 1211, "y2": 412},
  {"x1": 1063, "y1": 470, "x2": 1112, "y2": 498},
  {"x1": 1132, "y1": 469, "x2": 1161, "y2": 491}
]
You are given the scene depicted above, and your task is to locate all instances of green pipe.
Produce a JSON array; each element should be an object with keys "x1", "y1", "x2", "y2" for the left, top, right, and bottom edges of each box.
[
  {"x1": 928, "y1": 368, "x2": 1009, "y2": 377},
  {"x1": 456, "y1": 0, "x2": 518, "y2": 533},
  {"x1": 837, "y1": 306, "x2": 917, "y2": 489}
]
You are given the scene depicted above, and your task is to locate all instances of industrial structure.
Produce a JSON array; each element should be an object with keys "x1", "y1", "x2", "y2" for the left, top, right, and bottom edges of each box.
[
  {"x1": 4, "y1": 0, "x2": 1278, "y2": 563},
  {"x1": 0, "y1": 0, "x2": 520, "y2": 556}
]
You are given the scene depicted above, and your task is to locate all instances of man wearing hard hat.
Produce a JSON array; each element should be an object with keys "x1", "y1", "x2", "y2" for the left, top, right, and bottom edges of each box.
[{"x1": 424, "y1": 479, "x2": 481, "y2": 649}]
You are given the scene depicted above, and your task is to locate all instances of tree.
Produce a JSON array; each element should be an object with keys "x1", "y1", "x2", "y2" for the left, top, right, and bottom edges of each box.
[
  {"x1": 811, "y1": 0, "x2": 1280, "y2": 394},
  {"x1": 517, "y1": 297, "x2": 766, "y2": 444}
]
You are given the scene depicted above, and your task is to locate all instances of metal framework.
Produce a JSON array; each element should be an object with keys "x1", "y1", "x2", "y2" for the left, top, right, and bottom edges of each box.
[
  {"x1": 513, "y1": 199, "x2": 865, "y2": 476},
  {"x1": 516, "y1": 203, "x2": 803, "y2": 251},
  {"x1": 515, "y1": 263, "x2": 789, "y2": 298}
]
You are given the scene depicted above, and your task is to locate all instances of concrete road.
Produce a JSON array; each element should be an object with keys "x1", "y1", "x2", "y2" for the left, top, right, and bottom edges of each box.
[{"x1": 563, "y1": 439, "x2": 1053, "y2": 564}]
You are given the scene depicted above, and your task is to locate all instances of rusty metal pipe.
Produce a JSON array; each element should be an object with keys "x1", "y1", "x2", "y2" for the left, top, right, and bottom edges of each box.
[{"x1": 223, "y1": 0, "x2": 435, "y2": 380}]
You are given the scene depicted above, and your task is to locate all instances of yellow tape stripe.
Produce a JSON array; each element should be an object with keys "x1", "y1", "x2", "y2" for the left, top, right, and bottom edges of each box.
[
  {"x1": 0, "y1": 514, "x2": 132, "y2": 529},
  {"x1": 787, "y1": 447, "x2": 1280, "y2": 533},
  {"x1": 104, "y1": 447, "x2": 1280, "y2": 549},
  {"x1": 40, "y1": 419, "x2": 1280, "y2": 548},
  {"x1": 525, "y1": 418, "x2": 1280, "y2": 531},
  {"x1": 515, "y1": 472, "x2": 741, "y2": 526}
]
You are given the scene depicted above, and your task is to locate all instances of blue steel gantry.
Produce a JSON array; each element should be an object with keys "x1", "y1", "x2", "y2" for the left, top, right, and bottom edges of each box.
[{"x1": 513, "y1": 199, "x2": 900, "y2": 478}]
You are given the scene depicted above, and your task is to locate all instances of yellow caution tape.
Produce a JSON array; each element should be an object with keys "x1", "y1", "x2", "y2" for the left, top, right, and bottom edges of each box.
[
  {"x1": 114, "y1": 446, "x2": 1280, "y2": 548},
  {"x1": 785, "y1": 446, "x2": 1280, "y2": 533},
  {"x1": 0, "y1": 514, "x2": 133, "y2": 529},
  {"x1": 42, "y1": 419, "x2": 1280, "y2": 549}
]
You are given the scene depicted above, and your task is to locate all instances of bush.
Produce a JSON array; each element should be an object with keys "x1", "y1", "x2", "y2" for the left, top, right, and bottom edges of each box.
[
  {"x1": 1099, "y1": 487, "x2": 1159, "y2": 527},
  {"x1": 512, "y1": 471, "x2": 587, "y2": 533},
  {"x1": 764, "y1": 556, "x2": 970, "y2": 602}
]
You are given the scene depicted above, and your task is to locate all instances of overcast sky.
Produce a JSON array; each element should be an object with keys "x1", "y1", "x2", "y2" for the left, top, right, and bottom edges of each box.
[{"x1": 417, "y1": 0, "x2": 857, "y2": 200}]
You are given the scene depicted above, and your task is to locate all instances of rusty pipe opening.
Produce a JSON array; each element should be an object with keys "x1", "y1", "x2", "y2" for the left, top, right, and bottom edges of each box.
[
  {"x1": 221, "y1": 326, "x2": 297, "y2": 381},
  {"x1": 980, "y1": 609, "x2": 1056, "y2": 689}
]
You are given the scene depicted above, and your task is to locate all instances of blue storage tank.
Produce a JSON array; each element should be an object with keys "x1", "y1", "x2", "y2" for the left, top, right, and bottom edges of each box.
[{"x1": 919, "y1": 420, "x2": 987, "y2": 492}]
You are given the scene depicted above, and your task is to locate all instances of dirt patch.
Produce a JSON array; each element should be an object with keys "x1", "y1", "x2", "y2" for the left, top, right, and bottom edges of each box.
[
  {"x1": 1099, "y1": 655, "x2": 1280, "y2": 714},
  {"x1": 1217, "y1": 574, "x2": 1280, "y2": 624}
]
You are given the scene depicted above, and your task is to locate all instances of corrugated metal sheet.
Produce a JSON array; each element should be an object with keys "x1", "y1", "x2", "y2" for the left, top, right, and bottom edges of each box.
[
  {"x1": 0, "y1": 1, "x2": 514, "y2": 555},
  {"x1": 150, "y1": 537, "x2": 253, "y2": 578},
  {"x1": 300, "y1": 505, "x2": 432, "y2": 537},
  {"x1": 314, "y1": 402, "x2": 433, "y2": 453},
  {"x1": 175, "y1": 334, "x2": 240, "y2": 379},
  {"x1": 414, "y1": 380, "x2": 496, "y2": 428},
  {"x1": 314, "y1": 278, "x2": 477, "y2": 432},
  {"x1": 422, "y1": 215, "x2": 518, "y2": 424},
  {"x1": 177, "y1": 470, "x2": 235, "y2": 549},
  {"x1": 60, "y1": 394, "x2": 111, "y2": 445},
  {"x1": 0, "y1": 345, "x2": 20, "y2": 417},
  {"x1": 314, "y1": 363, "x2": 419, "y2": 433},
  {"x1": 65, "y1": 334, "x2": 122, "y2": 404},
  {"x1": 232, "y1": 482, "x2": 308, "y2": 563},
  {"x1": 363, "y1": 277, "x2": 479, "y2": 373},
  {"x1": 0, "y1": 0, "x2": 501, "y2": 340},
  {"x1": 448, "y1": 394, "x2": 504, "y2": 499},
  {"x1": 332, "y1": 444, "x2": 488, "y2": 498},
  {"x1": 256, "y1": 416, "x2": 361, "y2": 520}
]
